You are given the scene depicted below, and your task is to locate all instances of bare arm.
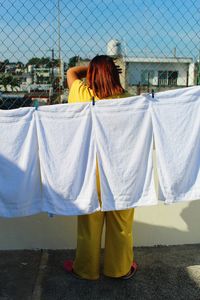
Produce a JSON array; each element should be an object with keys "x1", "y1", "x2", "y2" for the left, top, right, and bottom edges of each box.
[{"x1": 67, "y1": 66, "x2": 88, "y2": 90}]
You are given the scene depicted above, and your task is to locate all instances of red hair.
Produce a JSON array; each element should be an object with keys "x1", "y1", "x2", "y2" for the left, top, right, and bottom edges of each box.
[{"x1": 86, "y1": 55, "x2": 124, "y2": 99}]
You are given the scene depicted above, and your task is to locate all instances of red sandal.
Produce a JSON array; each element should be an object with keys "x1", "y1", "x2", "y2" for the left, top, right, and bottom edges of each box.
[
  {"x1": 64, "y1": 260, "x2": 99, "y2": 280},
  {"x1": 119, "y1": 261, "x2": 138, "y2": 280},
  {"x1": 63, "y1": 260, "x2": 84, "y2": 279}
]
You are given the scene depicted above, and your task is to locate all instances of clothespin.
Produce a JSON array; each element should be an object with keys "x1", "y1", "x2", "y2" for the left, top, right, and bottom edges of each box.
[
  {"x1": 92, "y1": 96, "x2": 95, "y2": 106},
  {"x1": 151, "y1": 89, "x2": 154, "y2": 99},
  {"x1": 34, "y1": 99, "x2": 39, "y2": 110}
]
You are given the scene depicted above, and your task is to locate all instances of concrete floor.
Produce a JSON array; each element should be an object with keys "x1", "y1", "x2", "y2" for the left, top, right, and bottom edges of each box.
[{"x1": 0, "y1": 244, "x2": 200, "y2": 300}]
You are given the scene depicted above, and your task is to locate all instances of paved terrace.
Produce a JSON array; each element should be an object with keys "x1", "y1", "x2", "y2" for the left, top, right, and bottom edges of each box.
[{"x1": 0, "y1": 244, "x2": 200, "y2": 300}]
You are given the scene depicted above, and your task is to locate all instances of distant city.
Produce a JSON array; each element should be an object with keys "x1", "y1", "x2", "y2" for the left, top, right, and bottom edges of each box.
[
  {"x1": 0, "y1": 40, "x2": 200, "y2": 109},
  {"x1": 0, "y1": 55, "x2": 81, "y2": 108}
]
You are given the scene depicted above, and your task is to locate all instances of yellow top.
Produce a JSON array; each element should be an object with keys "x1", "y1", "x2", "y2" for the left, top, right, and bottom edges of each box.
[
  {"x1": 68, "y1": 79, "x2": 130, "y2": 200},
  {"x1": 68, "y1": 79, "x2": 130, "y2": 103}
]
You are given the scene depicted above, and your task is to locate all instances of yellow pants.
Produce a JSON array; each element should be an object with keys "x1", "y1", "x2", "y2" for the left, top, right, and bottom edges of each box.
[{"x1": 73, "y1": 208, "x2": 134, "y2": 280}]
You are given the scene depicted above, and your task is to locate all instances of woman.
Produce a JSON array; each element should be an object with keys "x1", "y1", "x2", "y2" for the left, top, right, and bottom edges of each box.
[{"x1": 64, "y1": 55, "x2": 137, "y2": 280}]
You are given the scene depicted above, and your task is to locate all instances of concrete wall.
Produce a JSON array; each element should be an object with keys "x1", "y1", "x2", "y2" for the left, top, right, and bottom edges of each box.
[
  {"x1": 188, "y1": 63, "x2": 195, "y2": 86},
  {"x1": 0, "y1": 151, "x2": 199, "y2": 250},
  {"x1": 0, "y1": 201, "x2": 200, "y2": 250},
  {"x1": 127, "y1": 62, "x2": 190, "y2": 86}
]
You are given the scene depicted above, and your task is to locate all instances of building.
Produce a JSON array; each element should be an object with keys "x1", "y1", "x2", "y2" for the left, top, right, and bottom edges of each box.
[
  {"x1": 4, "y1": 62, "x2": 24, "y2": 75},
  {"x1": 196, "y1": 60, "x2": 200, "y2": 85},
  {"x1": 21, "y1": 63, "x2": 65, "y2": 90},
  {"x1": 75, "y1": 55, "x2": 196, "y2": 95},
  {"x1": 114, "y1": 56, "x2": 196, "y2": 94},
  {"x1": 33, "y1": 67, "x2": 51, "y2": 84}
]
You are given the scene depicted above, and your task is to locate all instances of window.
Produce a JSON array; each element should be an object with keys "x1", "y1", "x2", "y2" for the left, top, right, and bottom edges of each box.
[
  {"x1": 168, "y1": 71, "x2": 178, "y2": 86},
  {"x1": 158, "y1": 71, "x2": 167, "y2": 86},
  {"x1": 158, "y1": 71, "x2": 178, "y2": 86},
  {"x1": 141, "y1": 70, "x2": 154, "y2": 85}
]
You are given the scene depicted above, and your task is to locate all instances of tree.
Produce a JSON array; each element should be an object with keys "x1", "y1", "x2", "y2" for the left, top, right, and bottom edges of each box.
[
  {"x1": 16, "y1": 61, "x2": 24, "y2": 68},
  {"x1": 27, "y1": 57, "x2": 42, "y2": 67},
  {"x1": 1, "y1": 75, "x2": 12, "y2": 92},
  {"x1": 10, "y1": 77, "x2": 20, "y2": 92},
  {"x1": 46, "y1": 58, "x2": 59, "y2": 68},
  {"x1": 40, "y1": 57, "x2": 51, "y2": 66},
  {"x1": 68, "y1": 56, "x2": 80, "y2": 69},
  {"x1": 27, "y1": 57, "x2": 60, "y2": 68},
  {"x1": 4, "y1": 59, "x2": 9, "y2": 65},
  {"x1": 0, "y1": 62, "x2": 5, "y2": 73}
]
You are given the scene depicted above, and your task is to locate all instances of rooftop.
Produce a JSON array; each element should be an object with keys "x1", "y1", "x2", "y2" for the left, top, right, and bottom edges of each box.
[
  {"x1": 0, "y1": 244, "x2": 200, "y2": 299},
  {"x1": 124, "y1": 57, "x2": 193, "y2": 63}
]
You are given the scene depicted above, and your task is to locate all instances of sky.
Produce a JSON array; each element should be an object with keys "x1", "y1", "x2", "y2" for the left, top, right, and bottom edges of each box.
[{"x1": 0, "y1": 0, "x2": 200, "y2": 63}]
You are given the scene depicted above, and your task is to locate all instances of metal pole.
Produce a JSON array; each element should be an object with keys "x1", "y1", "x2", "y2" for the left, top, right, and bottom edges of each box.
[
  {"x1": 198, "y1": 49, "x2": 200, "y2": 85},
  {"x1": 147, "y1": 72, "x2": 150, "y2": 93},
  {"x1": 57, "y1": 0, "x2": 61, "y2": 102},
  {"x1": 51, "y1": 48, "x2": 54, "y2": 85}
]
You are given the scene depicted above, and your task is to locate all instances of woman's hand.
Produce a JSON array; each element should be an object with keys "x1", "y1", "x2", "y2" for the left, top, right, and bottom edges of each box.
[
  {"x1": 115, "y1": 65, "x2": 123, "y2": 74},
  {"x1": 67, "y1": 66, "x2": 88, "y2": 90}
]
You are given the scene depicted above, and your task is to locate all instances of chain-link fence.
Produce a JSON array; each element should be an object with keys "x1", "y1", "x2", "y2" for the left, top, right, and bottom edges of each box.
[{"x1": 0, "y1": 0, "x2": 200, "y2": 109}]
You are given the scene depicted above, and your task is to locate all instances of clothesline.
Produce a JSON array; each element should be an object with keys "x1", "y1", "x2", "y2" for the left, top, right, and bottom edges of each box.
[
  {"x1": 89, "y1": 91, "x2": 154, "y2": 107},
  {"x1": 0, "y1": 86, "x2": 200, "y2": 218}
]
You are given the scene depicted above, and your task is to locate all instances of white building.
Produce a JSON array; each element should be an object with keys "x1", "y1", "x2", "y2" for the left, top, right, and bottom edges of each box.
[
  {"x1": 115, "y1": 56, "x2": 195, "y2": 93},
  {"x1": 21, "y1": 62, "x2": 65, "y2": 92}
]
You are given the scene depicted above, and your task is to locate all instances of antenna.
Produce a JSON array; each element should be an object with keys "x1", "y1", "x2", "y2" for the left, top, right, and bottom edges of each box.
[{"x1": 173, "y1": 47, "x2": 177, "y2": 57}]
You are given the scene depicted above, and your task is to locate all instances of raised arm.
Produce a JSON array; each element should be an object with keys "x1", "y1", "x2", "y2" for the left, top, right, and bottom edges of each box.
[{"x1": 67, "y1": 66, "x2": 88, "y2": 90}]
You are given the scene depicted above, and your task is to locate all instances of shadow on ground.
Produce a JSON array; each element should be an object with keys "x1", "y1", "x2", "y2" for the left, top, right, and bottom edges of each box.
[
  {"x1": 41, "y1": 245, "x2": 200, "y2": 300},
  {"x1": 0, "y1": 245, "x2": 200, "y2": 299}
]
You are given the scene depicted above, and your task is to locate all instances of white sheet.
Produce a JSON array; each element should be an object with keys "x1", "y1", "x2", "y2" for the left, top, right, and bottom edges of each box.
[
  {"x1": 0, "y1": 107, "x2": 42, "y2": 217},
  {"x1": 151, "y1": 86, "x2": 200, "y2": 203},
  {"x1": 36, "y1": 103, "x2": 99, "y2": 215},
  {"x1": 92, "y1": 96, "x2": 157, "y2": 211}
]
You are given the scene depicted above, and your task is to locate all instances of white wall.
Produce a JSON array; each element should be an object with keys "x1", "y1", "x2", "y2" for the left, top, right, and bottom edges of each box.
[
  {"x1": 0, "y1": 150, "x2": 200, "y2": 250},
  {"x1": 127, "y1": 62, "x2": 189, "y2": 86},
  {"x1": 188, "y1": 63, "x2": 195, "y2": 86},
  {"x1": 134, "y1": 201, "x2": 200, "y2": 246},
  {"x1": 0, "y1": 200, "x2": 200, "y2": 250}
]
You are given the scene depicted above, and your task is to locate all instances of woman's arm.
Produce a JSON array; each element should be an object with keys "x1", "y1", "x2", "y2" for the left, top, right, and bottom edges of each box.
[{"x1": 67, "y1": 66, "x2": 88, "y2": 90}]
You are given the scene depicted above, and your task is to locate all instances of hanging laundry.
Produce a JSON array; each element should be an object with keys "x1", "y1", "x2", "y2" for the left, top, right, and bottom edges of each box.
[
  {"x1": 92, "y1": 95, "x2": 157, "y2": 211},
  {"x1": 0, "y1": 107, "x2": 42, "y2": 217},
  {"x1": 151, "y1": 86, "x2": 200, "y2": 203},
  {"x1": 35, "y1": 103, "x2": 99, "y2": 215},
  {"x1": 1, "y1": 86, "x2": 200, "y2": 218}
]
